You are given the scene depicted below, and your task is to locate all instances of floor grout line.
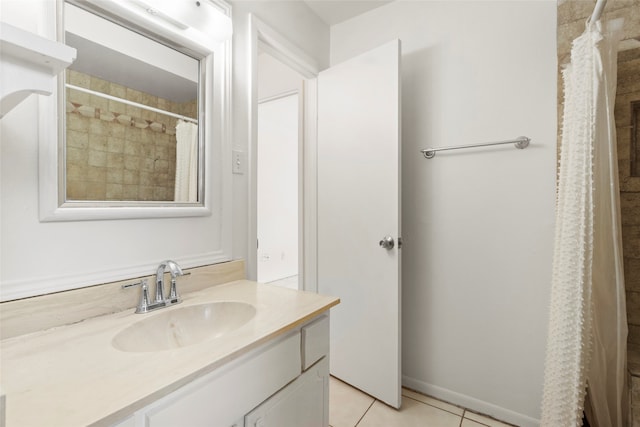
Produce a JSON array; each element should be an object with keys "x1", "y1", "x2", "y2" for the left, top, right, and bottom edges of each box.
[
  {"x1": 331, "y1": 379, "x2": 510, "y2": 427},
  {"x1": 353, "y1": 398, "x2": 376, "y2": 427},
  {"x1": 403, "y1": 394, "x2": 466, "y2": 418}
]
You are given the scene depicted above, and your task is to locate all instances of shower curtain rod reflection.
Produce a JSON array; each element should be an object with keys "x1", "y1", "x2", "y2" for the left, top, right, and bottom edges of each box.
[
  {"x1": 420, "y1": 136, "x2": 531, "y2": 159},
  {"x1": 590, "y1": 0, "x2": 608, "y2": 23},
  {"x1": 65, "y1": 84, "x2": 198, "y2": 124}
]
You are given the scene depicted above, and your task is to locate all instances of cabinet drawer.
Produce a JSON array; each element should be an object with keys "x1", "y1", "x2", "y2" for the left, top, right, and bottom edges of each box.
[
  {"x1": 144, "y1": 331, "x2": 301, "y2": 427},
  {"x1": 245, "y1": 357, "x2": 329, "y2": 427},
  {"x1": 301, "y1": 315, "x2": 329, "y2": 370}
]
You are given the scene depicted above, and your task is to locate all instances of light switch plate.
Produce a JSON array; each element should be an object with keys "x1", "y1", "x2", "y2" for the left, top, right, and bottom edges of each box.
[{"x1": 232, "y1": 150, "x2": 245, "y2": 174}]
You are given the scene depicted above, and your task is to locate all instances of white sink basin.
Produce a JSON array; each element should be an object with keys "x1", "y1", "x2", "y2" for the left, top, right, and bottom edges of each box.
[{"x1": 112, "y1": 302, "x2": 256, "y2": 352}]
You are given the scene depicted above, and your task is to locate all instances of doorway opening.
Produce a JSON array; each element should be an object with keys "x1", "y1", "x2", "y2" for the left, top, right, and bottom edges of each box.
[
  {"x1": 256, "y1": 50, "x2": 305, "y2": 289},
  {"x1": 248, "y1": 15, "x2": 320, "y2": 292}
]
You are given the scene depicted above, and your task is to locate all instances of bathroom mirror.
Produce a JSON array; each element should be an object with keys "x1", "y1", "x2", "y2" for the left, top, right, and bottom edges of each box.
[
  {"x1": 39, "y1": 0, "x2": 231, "y2": 221},
  {"x1": 64, "y1": 2, "x2": 202, "y2": 203}
]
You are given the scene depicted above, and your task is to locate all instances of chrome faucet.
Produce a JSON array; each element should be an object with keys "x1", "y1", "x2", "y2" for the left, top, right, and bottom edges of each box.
[
  {"x1": 156, "y1": 260, "x2": 184, "y2": 305},
  {"x1": 123, "y1": 260, "x2": 187, "y2": 313}
]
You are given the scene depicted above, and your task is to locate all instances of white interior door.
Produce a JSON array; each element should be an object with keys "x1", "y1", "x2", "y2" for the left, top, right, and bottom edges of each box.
[{"x1": 317, "y1": 40, "x2": 401, "y2": 409}]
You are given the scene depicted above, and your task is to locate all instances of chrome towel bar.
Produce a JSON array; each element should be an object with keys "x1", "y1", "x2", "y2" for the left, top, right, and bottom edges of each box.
[{"x1": 421, "y1": 136, "x2": 530, "y2": 159}]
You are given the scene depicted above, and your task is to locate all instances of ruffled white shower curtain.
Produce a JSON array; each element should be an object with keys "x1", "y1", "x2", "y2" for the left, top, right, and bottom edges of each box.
[
  {"x1": 540, "y1": 19, "x2": 627, "y2": 427},
  {"x1": 174, "y1": 119, "x2": 198, "y2": 202}
]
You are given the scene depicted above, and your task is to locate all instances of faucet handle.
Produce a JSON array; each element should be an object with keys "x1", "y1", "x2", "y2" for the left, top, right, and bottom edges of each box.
[
  {"x1": 167, "y1": 272, "x2": 190, "y2": 304},
  {"x1": 122, "y1": 279, "x2": 151, "y2": 314}
]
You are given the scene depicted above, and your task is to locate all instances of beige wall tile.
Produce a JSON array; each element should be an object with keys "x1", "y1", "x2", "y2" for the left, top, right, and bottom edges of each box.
[
  {"x1": 106, "y1": 167, "x2": 123, "y2": 184},
  {"x1": 107, "y1": 136, "x2": 125, "y2": 153},
  {"x1": 123, "y1": 169, "x2": 139, "y2": 185},
  {"x1": 139, "y1": 186, "x2": 154, "y2": 200},
  {"x1": 622, "y1": 194, "x2": 640, "y2": 225},
  {"x1": 68, "y1": 69, "x2": 90, "y2": 87},
  {"x1": 66, "y1": 163, "x2": 88, "y2": 181},
  {"x1": 140, "y1": 158, "x2": 155, "y2": 172},
  {"x1": 66, "y1": 129, "x2": 89, "y2": 149},
  {"x1": 629, "y1": 324, "x2": 640, "y2": 344},
  {"x1": 67, "y1": 113, "x2": 89, "y2": 132},
  {"x1": 124, "y1": 155, "x2": 141, "y2": 172},
  {"x1": 106, "y1": 183, "x2": 123, "y2": 200},
  {"x1": 627, "y1": 258, "x2": 640, "y2": 292},
  {"x1": 89, "y1": 118, "x2": 107, "y2": 136},
  {"x1": 629, "y1": 291, "x2": 640, "y2": 325},
  {"x1": 66, "y1": 180, "x2": 87, "y2": 199},
  {"x1": 106, "y1": 152, "x2": 124, "y2": 170},
  {"x1": 624, "y1": 226, "x2": 640, "y2": 258},
  {"x1": 140, "y1": 140, "x2": 154, "y2": 158},
  {"x1": 62, "y1": 70, "x2": 183, "y2": 202},
  {"x1": 66, "y1": 146, "x2": 88, "y2": 164},
  {"x1": 88, "y1": 150, "x2": 107, "y2": 168},
  {"x1": 122, "y1": 184, "x2": 138, "y2": 200},
  {"x1": 89, "y1": 134, "x2": 108, "y2": 152},
  {"x1": 633, "y1": 404, "x2": 640, "y2": 427},
  {"x1": 139, "y1": 171, "x2": 153, "y2": 186},
  {"x1": 108, "y1": 122, "x2": 126, "y2": 138},
  {"x1": 154, "y1": 186, "x2": 170, "y2": 201},
  {"x1": 87, "y1": 166, "x2": 107, "y2": 182},
  {"x1": 86, "y1": 181, "x2": 106, "y2": 199}
]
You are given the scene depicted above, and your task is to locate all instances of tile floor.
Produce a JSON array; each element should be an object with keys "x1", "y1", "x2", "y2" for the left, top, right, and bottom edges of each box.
[{"x1": 329, "y1": 376, "x2": 515, "y2": 427}]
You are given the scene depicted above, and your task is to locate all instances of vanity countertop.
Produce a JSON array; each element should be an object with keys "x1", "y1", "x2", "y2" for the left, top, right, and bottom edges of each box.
[{"x1": 0, "y1": 280, "x2": 339, "y2": 426}]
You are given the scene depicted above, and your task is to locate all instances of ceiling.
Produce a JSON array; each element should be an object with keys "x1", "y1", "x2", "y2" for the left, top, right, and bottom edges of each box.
[{"x1": 303, "y1": 1, "x2": 394, "y2": 26}]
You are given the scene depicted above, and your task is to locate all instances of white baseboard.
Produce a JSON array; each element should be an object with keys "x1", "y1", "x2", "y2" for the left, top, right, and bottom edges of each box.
[{"x1": 402, "y1": 375, "x2": 540, "y2": 427}]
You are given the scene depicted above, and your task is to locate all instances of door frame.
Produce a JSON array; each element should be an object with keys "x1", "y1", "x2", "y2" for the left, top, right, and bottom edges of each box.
[{"x1": 247, "y1": 15, "x2": 320, "y2": 291}]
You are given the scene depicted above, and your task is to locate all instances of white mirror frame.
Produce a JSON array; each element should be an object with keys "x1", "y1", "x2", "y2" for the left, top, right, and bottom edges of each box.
[{"x1": 38, "y1": 0, "x2": 232, "y2": 222}]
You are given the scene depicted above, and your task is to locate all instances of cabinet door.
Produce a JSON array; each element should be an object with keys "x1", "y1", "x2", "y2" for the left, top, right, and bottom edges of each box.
[
  {"x1": 144, "y1": 332, "x2": 301, "y2": 427},
  {"x1": 245, "y1": 358, "x2": 329, "y2": 427}
]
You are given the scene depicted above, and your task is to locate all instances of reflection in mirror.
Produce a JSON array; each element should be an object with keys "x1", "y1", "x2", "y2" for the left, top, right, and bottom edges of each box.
[
  {"x1": 633, "y1": 100, "x2": 639, "y2": 177},
  {"x1": 63, "y1": 2, "x2": 201, "y2": 203}
]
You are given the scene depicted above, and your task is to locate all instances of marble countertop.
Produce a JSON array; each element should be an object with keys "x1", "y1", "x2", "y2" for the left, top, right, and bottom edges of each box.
[{"x1": 0, "y1": 281, "x2": 339, "y2": 426}]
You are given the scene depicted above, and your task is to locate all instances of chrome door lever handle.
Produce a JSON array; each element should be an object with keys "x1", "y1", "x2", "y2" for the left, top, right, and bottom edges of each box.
[{"x1": 379, "y1": 236, "x2": 394, "y2": 250}]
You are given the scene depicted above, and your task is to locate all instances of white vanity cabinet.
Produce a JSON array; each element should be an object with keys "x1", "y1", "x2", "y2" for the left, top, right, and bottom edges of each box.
[
  {"x1": 245, "y1": 315, "x2": 331, "y2": 427},
  {"x1": 244, "y1": 357, "x2": 329, "y2": 427},
  {"x1": 112, "y1": 314, "x2": 330, "y2": 427}
]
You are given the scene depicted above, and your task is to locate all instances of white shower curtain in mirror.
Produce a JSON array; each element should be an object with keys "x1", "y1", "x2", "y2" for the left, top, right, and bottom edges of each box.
[
  {"x1": 174, "y1": 119, "x2": 198, "y2": 202},
  {"x1": 541, "y1": 19, "x2": 627, "y2": 427}
]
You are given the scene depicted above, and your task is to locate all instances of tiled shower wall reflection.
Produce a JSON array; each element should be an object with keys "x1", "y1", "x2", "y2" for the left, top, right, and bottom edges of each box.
[{"x1": 65, "y1": 70, "x2": 197, "y2": 201}]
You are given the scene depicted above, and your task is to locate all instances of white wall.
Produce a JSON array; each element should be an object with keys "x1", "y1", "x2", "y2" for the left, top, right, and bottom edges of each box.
[
  {"x1": 1, "y1": 0, "x2": 556, "y2": 423},
  {"x1": 0, "y1": 0, "x2": 328, "y2": 299},
  {"x1": 330, "y1": 2, "x2": 556, "y2": 425},
  {"x1": 257, "y1": 94, "x2": 299, "y2": 283},
  {"x1": 256, "y1": 53, "x2": 305, "y2": 283},
  {"x1": 229, "y1": 1, "x2": 329, "y2": 279},
  {"x1": 0, "y1": 0, "x2": 230, "y2": 301},
  {"x1": 258, "y1": 53, "x2": 304, "y2": 100}
]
